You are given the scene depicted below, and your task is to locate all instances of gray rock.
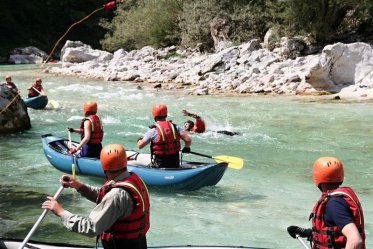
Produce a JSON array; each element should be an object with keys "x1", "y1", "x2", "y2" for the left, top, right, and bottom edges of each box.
[{"x1": 0, "y1": 86, "x2": 31, "y2": 133}]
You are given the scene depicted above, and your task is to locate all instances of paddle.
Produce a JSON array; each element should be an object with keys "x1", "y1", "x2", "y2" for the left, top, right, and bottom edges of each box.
[
  {"x1": 32, "y1": 87, "x2": 44, "y2": 96},
  {"x1": 189, "y1": 151, "x2": 244, "y2": 169},
  {"x1": 296, "y1": 236, "x2": 311, "y2": 249},
  {"x1": 287, "y1": 226, "x2": 311, "y2": 249},
  {"x1": 18, "y1": 185, "x2": 64, "y2": 249},
  {"x1": 68, "y1": 131, "x2": 76, "y2": 179}
]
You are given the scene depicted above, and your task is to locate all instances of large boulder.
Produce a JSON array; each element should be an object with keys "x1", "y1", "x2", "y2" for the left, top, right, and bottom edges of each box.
[
  {"x1": 305, "y1": 42, "x2": 373, "y2": 91},
  {"x1": 8, "y1": 46, "x2": 47, "y2": 64},
  {"x1": 0, "y1": 86, "x2": 31, "y2": 134},
  {"x1": 61, "y1": 40, "x2": 113, "y2": 63}
]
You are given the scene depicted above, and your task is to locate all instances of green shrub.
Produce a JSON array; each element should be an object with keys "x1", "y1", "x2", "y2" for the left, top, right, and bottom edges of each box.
[{"x1": 100, "y1": 0, "x2": 181, "y2": 51}]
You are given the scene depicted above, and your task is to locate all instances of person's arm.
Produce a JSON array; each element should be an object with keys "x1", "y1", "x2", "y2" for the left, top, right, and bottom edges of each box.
[
  {"x1": 342, "y1": 223, "x2": 363, "y2": 249},
  {"x1": 182, "y1": 109, "x2": 200, "y2": 119},
  {"x1": 75, "y1": 120, "x2": 91, "y2": 151},
  {"x1": 137, "y1": 137, "x2": 149, "y2": 149},
  {"x1": 137, "y1": 130, "x2": 153, "y2": 149},
  {"x1": 326, "y1": 197, "x2": 363, "y2": 249},
  {"x1": 43, "y1": 188, "x2": 134, "y2": 237},
  {"x1": 180, "y1": 130, "x2": 191, "y2": 148},
  {"x1": 67, "y1": 127, "x2": 83, "y2": 133}
]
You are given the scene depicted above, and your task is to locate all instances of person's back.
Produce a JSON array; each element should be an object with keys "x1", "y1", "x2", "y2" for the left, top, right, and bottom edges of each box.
[
  {"x1": 68, "y1": 101, "x2": 104, "y2": 158},
  {"x1": 138, "y1": 104, "x2": 191, "y2": 168},
  {"x1": 42, "y1": 144, "x2": 150, "y2": 249},
  {"x1": 151, "y1": 119, "x2": 182, "y2": 167}
]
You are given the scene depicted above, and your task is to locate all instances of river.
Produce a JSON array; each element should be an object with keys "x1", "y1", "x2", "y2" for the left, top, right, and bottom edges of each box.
[{"x1": 0, "y1": 64, "x2": 372, "y2": 248}]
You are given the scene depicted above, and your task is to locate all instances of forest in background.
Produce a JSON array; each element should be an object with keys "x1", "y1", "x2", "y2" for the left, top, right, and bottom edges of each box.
[{"x1": 1, "y1": 0, "x2": 372, "y2": 59}]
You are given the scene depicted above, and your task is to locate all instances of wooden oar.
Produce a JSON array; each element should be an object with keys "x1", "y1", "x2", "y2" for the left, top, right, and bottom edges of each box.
[
  {"x1": 18, "y1": 186, "x2": 64, "y2": 249},
  {"x1": 68, "y1": 131, "x2": 76, "y2": 180},
  {"x1": 189, "y1": 151, "x2": 244, "y2": 169}
]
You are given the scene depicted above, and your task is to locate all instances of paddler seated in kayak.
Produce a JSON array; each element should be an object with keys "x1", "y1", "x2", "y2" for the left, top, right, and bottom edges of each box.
[
  {"x1": 182, "y1": 109, "x2": 239, "y2": 136},
  {"x1": 42, "y1": 144, "x2": 150, "y2": 249},
  {"x1": 27, "y1": 77, "x2": 46, "y2": 98},
  {"x1": 67, "y1": 101, "x2": 104, "y2": 158},
  {"x1": 137, "y1": 104, "x2": 191, "y2": 168}
]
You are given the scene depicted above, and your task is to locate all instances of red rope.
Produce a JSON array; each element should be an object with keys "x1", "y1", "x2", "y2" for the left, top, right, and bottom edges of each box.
[{"x1": 44, "y1": 6, "x2": 105, "y2": 64}]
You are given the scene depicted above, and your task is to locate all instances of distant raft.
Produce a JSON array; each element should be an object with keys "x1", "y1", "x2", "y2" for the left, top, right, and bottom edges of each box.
[
  {"x1": 23, "y1": 95, "x2": 48, "y2": 109},
  {"x1": 41, "y1": 134, "x2": 229, "y2": 191}
]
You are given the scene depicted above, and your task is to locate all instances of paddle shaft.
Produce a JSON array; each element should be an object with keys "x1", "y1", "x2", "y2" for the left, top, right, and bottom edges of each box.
[
  {"x1": 18, "y1": 186, "x2": 64, "y2": 249},
  {"x1": 68, "y1": 131, "x2": 76, "y2": 179},
  {"x1": 32, "y1": 87, "x2": 42, "y2": 95},
  {"x1": 189, "y1": 151, "x2": 244, "y2": 169},
  {"x1": 296, "y1": 236, "x2": 311, "y2": 249},
  {"x1": 189, "y1": 151, "x2": 213, "y2": 159}
]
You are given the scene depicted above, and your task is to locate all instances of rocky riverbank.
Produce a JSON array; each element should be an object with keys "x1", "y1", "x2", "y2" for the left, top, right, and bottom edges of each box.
[{"x1": 42, "y1": 39, "x2": 373, "y2": 100}]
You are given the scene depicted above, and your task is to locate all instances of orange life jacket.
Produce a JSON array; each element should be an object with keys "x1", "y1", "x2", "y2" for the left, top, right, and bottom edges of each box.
[
  {"x1": 80, "y1": 114, "x2": 103, "y2": 144},
  {"x1": 151, "y1": 121, "x2": 181, "y2": 156},
  {"x1": 98, "y1": 173, "x2": 150, "y2": 241},
  {"x1": 310, "y1": 187, "x2": 365, "y2": 249}
]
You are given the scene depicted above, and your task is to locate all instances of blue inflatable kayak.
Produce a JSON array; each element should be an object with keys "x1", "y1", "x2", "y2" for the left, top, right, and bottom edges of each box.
[
  {"x1": 23, "y1": 95, "x2": 48, "y2": 109},
  {"x1": 41, "y1": 134, "x2": 228, "y2": 191}
]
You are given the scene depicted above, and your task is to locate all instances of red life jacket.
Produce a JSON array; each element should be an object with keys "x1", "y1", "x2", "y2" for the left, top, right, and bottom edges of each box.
[
  {"x1": 97, "y1": 173, "x2": 150, "y2": 241},
  {"x1": 151, "y1": 121, "x2": 181, "y2": 156},
  {"x1": 192, "y1": 118, "x2": 206, "y2": 133},
  {"x1": 80, "y1": 114, "x2": 103, "y2": 144},
  {"x1": 310, "y1": 187, "x2": 365, "y2": 249},
  {"x1": 28, "y1": 83, "x2": 43, "y2": 97}
]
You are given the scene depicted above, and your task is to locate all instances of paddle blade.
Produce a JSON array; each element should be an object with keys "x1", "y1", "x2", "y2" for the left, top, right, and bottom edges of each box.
[
  {"x1": 48, "y1": 100, "x2": 60, "y2": 109},
  {"x1": 212, "y1": 155, "x2": 244, "y2": 169}
]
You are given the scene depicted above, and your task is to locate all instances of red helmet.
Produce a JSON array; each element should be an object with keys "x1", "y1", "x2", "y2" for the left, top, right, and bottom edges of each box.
[
  {"x1": 100, "y1": 144, "x2": 127, "y2": 171},
  {"x1": 35, "y1": 77, "x2": 42, "y2": 83},
  {"x1": 152, "y1": 104, "x2": 167, "y2": 118},
  {"x1": 313, "y1": 157, "x2": 344, "y2": 187},
  {"x1": 83, "y1": 101, "x2": 97, "y2": 114}
]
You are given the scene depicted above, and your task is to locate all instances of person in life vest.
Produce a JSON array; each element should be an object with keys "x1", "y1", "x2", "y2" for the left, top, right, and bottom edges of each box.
[
  {"x1": 137, "y1": 104, "x2": 191, "y2": 168},
  {"x1": 67, "y1": 101, "x2": 104, "y2": 158},
  {"x1": 182, "y1": 109, "x2": 239, "y2": 136},
  {"x1": 42, "y1": 144, "x2": 150, "y2": 249},
  {"x1": 182, "y1": 109, "x2": 206, "y2": 133},
  {"x1": 27, "y1": 77, "x2": 46, "y2": 97},
  {"x1": 2, "y1": 75, "x2": 20, "y2": 93},
  {"x1": 287, "y1": 157, "x2": 365, "y2": 249}
]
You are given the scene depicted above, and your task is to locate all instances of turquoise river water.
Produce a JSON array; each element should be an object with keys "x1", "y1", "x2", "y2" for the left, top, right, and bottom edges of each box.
[{"x1": 0, "y1": 65, "x2": 372, "y2": 248}]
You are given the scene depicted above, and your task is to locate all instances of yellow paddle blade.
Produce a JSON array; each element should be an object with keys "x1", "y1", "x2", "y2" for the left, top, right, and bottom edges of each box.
[
  {"x1": 48, "y1": 100, "x2": 60, "y2": 109},
  {"x1": 212, "y1": 155, "x2": 244, "y2": 169}
]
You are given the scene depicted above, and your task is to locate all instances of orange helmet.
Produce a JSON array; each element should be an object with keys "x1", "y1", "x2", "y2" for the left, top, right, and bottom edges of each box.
[
  {"x1": 83, "y1": 101, "x2": 97, "y2": 114},
  {"x1": 152, "y1": 104, "x2": 167, "y2": 118},
  {"x1": 100, "y1": 144, "x2": 127, "y2": 171},
  {"x1": 5, "y1": 75, "x2": 11, "y2": 80},
  {"x1": 313, "y1": 157, "x2": 344, "y2": 187},
  {"x1": 35, "y1": 77, "x2": 42, "y2": 83}
]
